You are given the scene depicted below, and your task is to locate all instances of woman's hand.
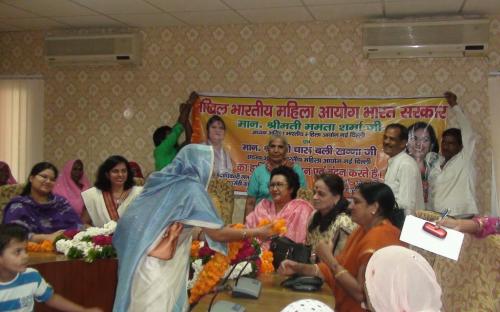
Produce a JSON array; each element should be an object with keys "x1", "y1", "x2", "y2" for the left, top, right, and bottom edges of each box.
[
  {"x1": 252, "y1": 223, "x2": 274, "y2": 240},
  {"x1": 278, "y1": 259, "x2": 300, "y2": 276},
  {"x1": 48, "y1": 230, "x2": 65, "y2": 242},
  {"x1": 315, "y1": 241, "x2": 337, "y2": 267}
]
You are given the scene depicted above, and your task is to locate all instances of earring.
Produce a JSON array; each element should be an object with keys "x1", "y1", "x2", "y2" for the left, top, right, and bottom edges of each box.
[{"x1": 371, "y1": 211, "x2": 376, "y2": 215}]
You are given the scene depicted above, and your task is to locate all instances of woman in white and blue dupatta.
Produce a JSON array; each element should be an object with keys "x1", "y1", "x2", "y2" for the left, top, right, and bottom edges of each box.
[{"x1": 113, "y1": 144, "x2": 273, "y2": 312}]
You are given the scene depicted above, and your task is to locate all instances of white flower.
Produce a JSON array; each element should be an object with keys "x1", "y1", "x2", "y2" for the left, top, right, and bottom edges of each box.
[
  {"x1": 188, "y1": 259, "x2": 204, "y2": 289},
  {"x1": 223, "y1": 261, "x2": 253, "y2": 280}
]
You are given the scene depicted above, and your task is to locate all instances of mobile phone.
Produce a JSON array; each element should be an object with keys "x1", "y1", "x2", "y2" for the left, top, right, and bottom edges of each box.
[{"x1": 423, "y1": 222, "x2": 447, "y2": 239}]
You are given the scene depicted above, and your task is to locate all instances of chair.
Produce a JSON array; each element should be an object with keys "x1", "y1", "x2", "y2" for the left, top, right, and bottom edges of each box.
[
  {"x1": 0, "y1": 183, "x2": 25, "y2": 221},
  {"x1": 133, "y1": 177, "x2": 145, "y2": 186},
  {"x1": 207, "y1": 178, "x2": 234, "y2": 224},
  {"x1": 297, "y1": 188, "x2": 313, "y2": 203},
  {"x1": 433, "y1": 234, "x2": 500, "y2": 311}
]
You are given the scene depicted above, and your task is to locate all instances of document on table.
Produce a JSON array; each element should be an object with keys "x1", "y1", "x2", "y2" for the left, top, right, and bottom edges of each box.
[{"x1": 400, "y1": 215, "x2": 464, "y2": 261}]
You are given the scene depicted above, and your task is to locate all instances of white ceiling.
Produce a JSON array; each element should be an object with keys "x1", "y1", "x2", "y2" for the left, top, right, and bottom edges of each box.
[{"x1": 0, "y1": 0, "x2": 499, "y2": 32}]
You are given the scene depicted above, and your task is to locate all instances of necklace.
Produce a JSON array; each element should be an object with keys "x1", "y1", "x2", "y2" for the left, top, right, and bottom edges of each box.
[{"x1": 113, "y1": 190, "x2": 125, "y2": 206}]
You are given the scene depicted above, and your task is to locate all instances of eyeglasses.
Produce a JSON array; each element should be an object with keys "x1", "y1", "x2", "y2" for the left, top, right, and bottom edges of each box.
[
  {"x1": 36, "y1": 174, "x2": 56, "y2": 182},
  {"x1": 269, "y1": 182, "x2": 288, "y2": 190}
]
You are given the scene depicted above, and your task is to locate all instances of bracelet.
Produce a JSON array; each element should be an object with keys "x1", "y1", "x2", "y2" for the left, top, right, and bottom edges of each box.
[
  {"x1": 242, "y1": 230, "x2": 247, "y2": 240},
  {"x1": 313, "y1": 264, "x2": 319, "y2": 276},
  {"x1": 334, "y1": 269, "x2": 348, "y2": 279}
]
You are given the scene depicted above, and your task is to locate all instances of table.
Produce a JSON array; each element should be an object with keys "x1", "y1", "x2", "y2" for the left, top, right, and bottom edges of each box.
[
  {"x1": 28, "y1": 253, "x2": 117, "y2": 312},
  {"x1": 28, "y1": 254, "x2": 335, "y2": 312},
  {"x1": 193, "y1": 274, "x2": 335, "y2": 312}
]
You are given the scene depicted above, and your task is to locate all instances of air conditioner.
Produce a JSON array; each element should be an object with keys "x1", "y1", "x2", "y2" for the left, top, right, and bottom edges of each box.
[
  {"x1": 45, "y1": 32, "x2": 141, "y2": 65},
  {"x1": 362, "y1": 19, "x2": 489, "y2": 59}
]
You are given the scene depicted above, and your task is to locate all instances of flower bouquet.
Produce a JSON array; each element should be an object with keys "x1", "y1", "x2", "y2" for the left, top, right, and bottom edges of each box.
[
  {"x1": 188, "y1": 220, "x2": 285, "y2": 304},
  {"x1": 54, "y1": 221, "x2": 117, "y2": 263}
]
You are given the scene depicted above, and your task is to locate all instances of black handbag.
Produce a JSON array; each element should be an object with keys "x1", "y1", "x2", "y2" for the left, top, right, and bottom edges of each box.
[{"x1": 269, "y1": 236, "x2": 311, "y2": 269}]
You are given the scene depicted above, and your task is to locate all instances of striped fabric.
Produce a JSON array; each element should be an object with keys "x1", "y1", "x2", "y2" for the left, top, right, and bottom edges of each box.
[{"x1": 0, "y1": 268, "x2": 53, "y2": 312}]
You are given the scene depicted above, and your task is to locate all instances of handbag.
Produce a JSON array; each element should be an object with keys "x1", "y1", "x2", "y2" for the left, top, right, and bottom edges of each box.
[
  {"x1": 148, "y1": 222, "x2": 184, "y2": 260},
  {"x1": 269, "y1": 236, "x2": 311, "y2": 269}
]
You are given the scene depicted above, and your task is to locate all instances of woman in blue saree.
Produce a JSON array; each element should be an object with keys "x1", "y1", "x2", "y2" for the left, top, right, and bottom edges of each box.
[{"x1": 113, "y1": 144, "x2": 272, "y2": 312}]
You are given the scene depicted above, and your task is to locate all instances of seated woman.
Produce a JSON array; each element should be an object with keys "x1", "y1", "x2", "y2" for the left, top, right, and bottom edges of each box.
[
  {"x1": 81, "y1": 155, "x2": 142, "y2": 227},
  {"x1": 112, "y1": 144, "x2": 273, "y2": 312},
  {"x1": 53, "y1": 159, "x2": 90, "y2": 217},
  {"x1": 306, "y1": 174, "x2": 356, "y2": 256},
  {"x1": 128, "y1": 161, "x2": 145, "y2": 186},
  {"x1": 365, "y1": 245, "x2": 442, "y2": 312},
  {"x1": 278, "y1": 182, "x2": 405, "y2": 312},
  {"x1": 0, "y1": 161, "x2": 17, "y2": 186},
  {"x1": 245, "y1": 135, "x2": 307, "y2": 217},
  {"x1": 246, "y1": 166, "x2": 313, "y2": 243},
  {"x1": 2, "y1": 162, "x2": 82, "y2": 242}
]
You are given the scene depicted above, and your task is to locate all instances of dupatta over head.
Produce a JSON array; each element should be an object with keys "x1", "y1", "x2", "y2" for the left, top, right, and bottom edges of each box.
[
  {"x1": 112, "y1": 144, "x2": 226, "y2": 312},
  {"x1": 53, "y1": 159, "x2": 91, "y2": 215}
]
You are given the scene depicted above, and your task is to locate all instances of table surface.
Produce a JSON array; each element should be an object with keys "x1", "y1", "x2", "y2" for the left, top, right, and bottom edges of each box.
[
  {"x1": 193, "y1": 274, "x2": 335, "y2": 312},
  {"x1": 28, "y1": 253, "x2": 335, "y2": 312}
]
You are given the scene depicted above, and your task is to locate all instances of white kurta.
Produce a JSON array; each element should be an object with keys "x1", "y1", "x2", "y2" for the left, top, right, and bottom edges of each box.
[
  {"x1": 384, "y1": 151, "x2": 425, "y2": 215},
  {"x1": 427, "y1": 106, "x2": 478, "y2": 216},
  {"x1": 81, "y1": 186, "x2": 143, "y2": 227}
]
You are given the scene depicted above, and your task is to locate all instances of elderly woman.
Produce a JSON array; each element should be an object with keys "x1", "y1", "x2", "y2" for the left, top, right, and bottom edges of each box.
[
  {"x1": 279, "y1": 182, "x2": 404, "y2": 312},
  {"x1": 246, "y1": 166, "x2": 313, "y2": 243},
  {"x1": 245, "y1": 135, "x2": 306, "y2": 216},
  {"x1": 306, "y1": 174, "x2": 356, "y2": 255},
  {"x1": 53, "y1": 159, "x2": 91, "y2": 216},
  {"x1": 2, "y1": 162, "x2": 82, "y2": 242},
  {"x1": 112, "y1": 144, "x2": 273, "y2": 312},
  {"x1": 205, "y1": 115, "x2": 233, "y2": 175},
  {"x1": 0, "y1": 161, "x2": 17, "y2": 186},
  {"x1": 365, "y1": 245, "x2": 442, "y2": 312},
  {"x1": 81, "y1": 155, "x2": 142, "y2": 227}
]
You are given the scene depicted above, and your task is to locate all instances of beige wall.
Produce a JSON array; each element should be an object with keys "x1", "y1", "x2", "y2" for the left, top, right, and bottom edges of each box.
[{"x1": 1, "y1": 17, "x2": 500, "y2": 215}]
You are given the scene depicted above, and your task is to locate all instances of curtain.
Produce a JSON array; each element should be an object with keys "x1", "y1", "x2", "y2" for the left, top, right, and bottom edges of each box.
[
  {"x1": 488, "y1": 73, "x2": 500, "y2": 217},
  {"x1": 0, "y1": 78, "x2": 44, "y2": 182}
]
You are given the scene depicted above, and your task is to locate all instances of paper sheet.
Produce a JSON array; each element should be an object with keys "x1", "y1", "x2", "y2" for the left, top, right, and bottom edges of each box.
[{"x1": 400, "y1": 215, "x2": 464, "y2": 261}]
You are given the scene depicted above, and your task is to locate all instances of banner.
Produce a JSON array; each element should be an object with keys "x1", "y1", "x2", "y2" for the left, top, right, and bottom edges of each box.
[{"x1": 192, "y1": 95, "x2": 447, "y2": 194}]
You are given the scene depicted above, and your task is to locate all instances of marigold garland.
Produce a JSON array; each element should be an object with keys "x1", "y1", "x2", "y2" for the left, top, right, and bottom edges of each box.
[
  {"x1": 258, "y1": 218, "x2": 287, "y2": 235},
  {"x1": 190, "y1": 240, "x2": 201, "y2": 258},
  {"x1": 27, "y1": 240, "x2": 54, "y2": 252},
  {"x1": 260, "y1": 250, "x2": 274, "y2": 273},
  {"x1": 188, "y1": 224, "x2": 243, "y2": 304}
]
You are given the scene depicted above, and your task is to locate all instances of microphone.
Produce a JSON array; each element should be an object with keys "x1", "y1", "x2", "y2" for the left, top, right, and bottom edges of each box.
[
  {"x1": 207, "y1": 255, "x2": 259, "y2": 312},
  {"x1": 231, "y1": 254, "x2": 262, "y2": 299}
]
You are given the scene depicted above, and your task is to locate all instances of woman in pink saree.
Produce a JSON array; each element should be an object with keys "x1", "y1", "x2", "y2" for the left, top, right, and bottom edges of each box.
[
  {"x1": 246, "y1": 165, "x2": 313, "y2": 243},
  {"x1": 53, "y1": 159, "x2": 91, "y2": 216}
]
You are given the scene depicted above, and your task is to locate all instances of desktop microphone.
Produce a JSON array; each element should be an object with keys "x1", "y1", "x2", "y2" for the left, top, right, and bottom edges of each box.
[
  {"x1": 208, "y1": 254, "x2": 259, "y2": 312},
  {"x1": 231, "y1": 255, "x2": 262, "y2": 299}
]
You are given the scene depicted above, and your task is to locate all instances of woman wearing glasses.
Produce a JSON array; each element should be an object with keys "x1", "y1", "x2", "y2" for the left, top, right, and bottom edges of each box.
[
  {"x1": 2, "y1": 162, "x2": 82, "y2": 242},
  {"x1": 245, "y1": 165, "x2": 313, "y2": 243}
]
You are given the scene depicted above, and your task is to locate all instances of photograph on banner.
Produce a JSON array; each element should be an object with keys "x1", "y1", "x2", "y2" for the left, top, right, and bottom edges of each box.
[{"x1": 191, "y1": 95, "x2": 448, "y2": 195}]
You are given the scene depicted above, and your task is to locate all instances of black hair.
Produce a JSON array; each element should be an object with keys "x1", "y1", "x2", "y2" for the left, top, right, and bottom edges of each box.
[
  {"x1": 308, "y1": 173, "x2": 350, "y2": 233},
  {"x1": 442, "y1": 128, "x2": 463, "y2": 146},
  {"x1": 206, "y1": 115, "x2": 226, "y2": 137},
  {"x1": 152, "y1": 125, "x2": 173, "y2": 147},
  {"x1": 385, "y1": 123, "x2": 409, "y2": 142},
  {"x1": 270, "y1": 166, "x2": 300, "y2": 199},
  {"x1": 94, "y1": 155, "x2": 135, "y2": 192},
  {"x1": 21, "y1": 162, "x2": 59, "y2": 196},
  {"x1": 357, "y1": 182, "x2": 404, "y2": 229},
  {"x1": 0, "y1": 224, "x2": 28, "y2": 254},
  {"x1": 407, "y1": 122, "x2": 439, "y2": 153}
]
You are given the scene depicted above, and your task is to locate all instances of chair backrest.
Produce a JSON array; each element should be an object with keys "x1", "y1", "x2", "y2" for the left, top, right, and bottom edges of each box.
[
  {"x1": 207, "y1": 178, "x2": 234, "y2": 224},
  {"x1": 0, "y1": 183, "x2": 25, "y2": 221},
  {"x1": 297, "y1": 188, "x2": 313, "y2": 203},
  {"x1": 133, "y1": 177, "x2": 145, "y2": 186}
]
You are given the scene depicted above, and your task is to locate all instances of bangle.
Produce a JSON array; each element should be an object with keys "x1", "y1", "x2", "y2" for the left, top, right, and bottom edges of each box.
[
  {"x1": 28, "y1": 233, "x2": 34, "y2": 241},
  {"x1": 334, "y1": 269, "x2": 348, "y2": 279},
  {"x1": 313, "y1": 264, "x2": 319, "y2": 276},
  {"x1": 242, "y1": 230, "x2": 247, "y2": 240}
]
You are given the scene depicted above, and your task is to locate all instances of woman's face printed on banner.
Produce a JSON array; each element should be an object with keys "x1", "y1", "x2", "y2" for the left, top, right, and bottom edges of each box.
[
  {"x1": 208, "y1": 120, "x2": 225, "y2": 144},
  {"x1": 407, "y1": 128, "x2": 432, "y2": 159}
]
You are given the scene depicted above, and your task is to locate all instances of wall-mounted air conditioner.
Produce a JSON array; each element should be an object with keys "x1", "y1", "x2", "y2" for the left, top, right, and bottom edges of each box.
[
  {"x1": 362, "y1": 19, "x2": 489, "y2": 59},
  {"x1": 45, "y1": 32, "x2": 142, "y2": 65}
]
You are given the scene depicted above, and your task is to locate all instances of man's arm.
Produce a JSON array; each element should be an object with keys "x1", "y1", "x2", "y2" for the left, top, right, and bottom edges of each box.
[
  {"x1": 445, "y1": 91, "x2": 475, "y2": 159},
  {"x1": 396, "y1": 161, "x2": 423, "y2": 215},
  {"x1": 179, "y1": 91, "x2": 198, "y2": 147}
]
